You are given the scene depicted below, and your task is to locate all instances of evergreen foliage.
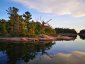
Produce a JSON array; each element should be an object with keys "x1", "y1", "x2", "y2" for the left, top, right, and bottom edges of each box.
[{"x1": 0, "y1": 7, "x2": 55, "y2": 37}]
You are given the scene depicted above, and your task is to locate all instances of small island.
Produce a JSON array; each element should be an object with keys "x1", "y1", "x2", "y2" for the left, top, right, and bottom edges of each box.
[{"x1": 0, "y1": 7, "x2": 78, "y2": 42}]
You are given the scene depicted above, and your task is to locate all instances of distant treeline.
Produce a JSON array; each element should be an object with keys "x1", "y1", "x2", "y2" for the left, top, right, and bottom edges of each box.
[
  {"x1": 54, "y1": 28, "x2": 77, "y2": 37},
  {"x1": 79, "y1": 29, "x2": 85, "y2": 35},
  {"x1": 79, "y1": 29, "x2": 85, "y2": 39}
]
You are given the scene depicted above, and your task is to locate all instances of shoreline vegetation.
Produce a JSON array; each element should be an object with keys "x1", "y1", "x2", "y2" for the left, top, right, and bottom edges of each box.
[{"x1": 0, "y1": 7, "x2": 84, "y2": 42}]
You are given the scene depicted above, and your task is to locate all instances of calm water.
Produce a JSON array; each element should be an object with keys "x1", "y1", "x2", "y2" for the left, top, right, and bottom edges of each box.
[{"x1": 0, "y1": 36, "x2": 85, "y2": 64}]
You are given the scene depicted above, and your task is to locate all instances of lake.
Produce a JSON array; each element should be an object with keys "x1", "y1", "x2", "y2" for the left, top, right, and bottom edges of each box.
[{"x1": 0, "y1": 36, "x2": 85, "y2": 64}]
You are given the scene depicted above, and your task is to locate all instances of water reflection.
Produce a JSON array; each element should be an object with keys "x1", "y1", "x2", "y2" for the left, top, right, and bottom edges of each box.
[
  {"x1": 28, "y1": 51, "x2": 85, "y2": 64},
  {"x1": 0, "y1": 41, "x2": 55, "y2": 64},
  {"x1": 63, "y1": 34, "x2": 85, "y2": 40},
  {"x1": 0, "y1": 35, "x2": 85, "y2": 64}
]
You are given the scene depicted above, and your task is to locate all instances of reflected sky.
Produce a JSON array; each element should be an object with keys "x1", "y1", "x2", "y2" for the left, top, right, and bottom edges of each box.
[
  {"x1": 47, "y1": 39, "x2": 85, "y2": 55},
  {"x1": 27, "y1": 39, "x2": 85, "y2": 64},
  {"x1": 0, "y1": 52, "x2": 8, "y2": 64},
  {"x1": 28, "y1": 51, "x2": 85, "y2": 64}
]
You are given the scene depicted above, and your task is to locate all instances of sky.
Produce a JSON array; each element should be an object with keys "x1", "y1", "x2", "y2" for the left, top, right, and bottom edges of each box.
[{"x1": 0, "y1": 0, "x2": 85, "y2": 32}]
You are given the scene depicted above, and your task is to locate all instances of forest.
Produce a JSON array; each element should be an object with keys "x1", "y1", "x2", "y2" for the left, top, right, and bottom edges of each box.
[
  {"x1": 0, "y1": 7, "x2": 55, "y2": 37},
  {"x1": 0, "y1": 7, "x2": 79, "y2": 37}
]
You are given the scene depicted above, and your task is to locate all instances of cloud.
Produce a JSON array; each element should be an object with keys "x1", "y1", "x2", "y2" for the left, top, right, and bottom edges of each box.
[
  {"x1": 11, "y1": 0, "x2": 85, "y2": 17},
  {"x1": 28, "y1": 51, "x2": 85, "y2": 64}
]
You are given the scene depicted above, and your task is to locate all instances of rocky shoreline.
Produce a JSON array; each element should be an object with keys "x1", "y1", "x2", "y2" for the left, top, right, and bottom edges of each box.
[{"x1": 0, "y1": 35, "x2": 75, "y2": 43}]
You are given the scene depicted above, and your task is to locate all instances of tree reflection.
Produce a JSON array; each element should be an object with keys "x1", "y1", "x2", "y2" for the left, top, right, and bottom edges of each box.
[{"x1": 0, "y1": 41, "x2": 55, "y2": 64}]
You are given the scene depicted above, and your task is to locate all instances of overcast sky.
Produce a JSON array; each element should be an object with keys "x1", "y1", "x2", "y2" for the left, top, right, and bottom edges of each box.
[{"x1": 0, "y1": 0, "x2": 85, "y2": 32}]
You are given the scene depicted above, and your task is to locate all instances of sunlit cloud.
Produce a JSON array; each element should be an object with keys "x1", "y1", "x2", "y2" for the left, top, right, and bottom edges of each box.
[
  {"x1": 11, "y1": 0, "x2": 85, "y2": 17},
  {"x1": 28, "y1": 51, "x2": 85, "y2": 64}
]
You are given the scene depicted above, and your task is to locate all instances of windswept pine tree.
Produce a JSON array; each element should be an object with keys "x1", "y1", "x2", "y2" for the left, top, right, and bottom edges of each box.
[
  {"x1": 6, "y1": 7, "x2": 20, "y2": 36},
  {"x1": 23, "y1": 11, "x2": 32, "y2": 36}
]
